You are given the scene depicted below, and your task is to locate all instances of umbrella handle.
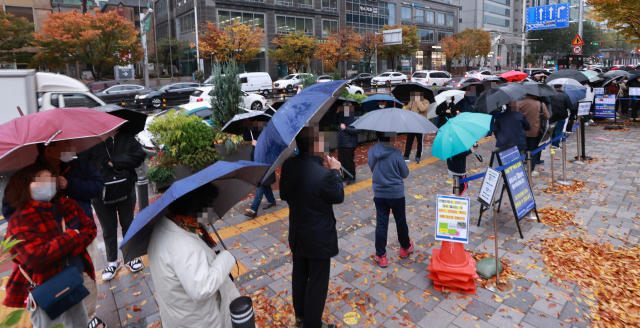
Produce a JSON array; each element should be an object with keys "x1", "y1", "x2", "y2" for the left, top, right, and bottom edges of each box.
[{"x1": 474, "y1": 153, "x2": 483, "y2": 163}]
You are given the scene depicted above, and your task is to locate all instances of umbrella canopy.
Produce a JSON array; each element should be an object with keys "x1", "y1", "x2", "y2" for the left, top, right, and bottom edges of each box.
[
  {"x1": 350, "y1": 107, "x2": 438, "y2": 134},
  {"x1": 580, "y1": 70, "x2": 602, "y2": 83},
  {"x1": 432, "y1": 112, "x2": 492, "y2": 160},
  {"x1": 547, "y1": 69, "x2": 589, "y2": 84},
  {"x1": 616, "y1": 66, "x2": 635, "y2": 72},
  {"x1": 254, "y1": 81, "x2": 345, "y2": 182},
  {"x1": 425, "y1": 90, "x2": 466, "y2": 119},
  {"x1": 220, "y1": 110, "x2": 272, "y2": 136},
  {"x1": 546, "y1": 78, "x2": 587, "y2": 104},
  {"x1": 473, "y1": 83, "x2": 528, "y2": 114},
  {"x1": 516, "y1": 82, "x2": 558, "y2": 98},
  {"x1": 92, "y1": 104, "x2": 148, "y2": 135},
  {"x1": 500, "y1": 71, "x2": 528, "y2": 82},
  {"x1": 601, "y1": 76, "x2": 626, "y2": 88},
  {"x1": 119, "y1": 160, "x2": 269, "y2": 262},
  {"x1": 0, "y1": 108, "x2": 127, "y2": 171},
  {"x1": 391, "y1": 82, "x2": 436, "y2": 103},
  {"x1": 327, "y1": 97, "x2": 363, "y2": 116},
  {"x1": 456, "y1": 82, "x2": 487, "y2": 94},
  {"x1": 361, "y1": 94, "x2": 403, "y2": 112},
  {"x1": 271, "y1": 99, "x2": 287, "y2": 111},
  {"x1": 603, "y1": 70, "x2": 631, "y2": 79},
  {"x1": 482, "y1": 77, "x2": 508, "y2": 86}
]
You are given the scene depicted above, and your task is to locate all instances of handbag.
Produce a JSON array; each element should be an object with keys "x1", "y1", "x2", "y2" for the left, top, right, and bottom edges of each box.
[
  {"x1": 19, "y1": 220, "x2": 90, "y2": 320},
  {"x1": 539, "y1": 101, "x2": 548, "y2": 137},
  {"x1": 102, "y1": 144, "x2": 131, "y2": 204}
]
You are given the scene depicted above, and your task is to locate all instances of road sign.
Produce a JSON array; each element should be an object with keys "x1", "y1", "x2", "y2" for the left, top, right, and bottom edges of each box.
[
  {"x1": 599, "y1": 54, "x2": 604, "y2": 59},
  {"x1": 573, "y1": 45, "x2": 582, "y2": 55},
  {"x1": 571, "y1": 34, "x2": 585, "y2": 46},
  {"x1": 382, "y1": 29, "x2": 402, "y2": 45},
  {"x1": 142, "y1": 14, "x2": 151, "y2": 35},
  {"x1": 526, "y1": 3, "x2": 570, "y2": 31}
]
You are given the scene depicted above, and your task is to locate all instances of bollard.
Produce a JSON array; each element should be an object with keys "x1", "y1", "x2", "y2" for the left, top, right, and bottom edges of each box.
[
  {"x1": 121, "y1": 98, "x2": 125, "y2": 107},
  {"x1": 137, "y1": 176, "x2": 149, "y2": 211},
  {"x1": 580, "y1": 117, "x2": 592, "y2": 160},
  {"x1": 230, "y1": 296, "x2": 256, "y2": 328},
  {"x1": 526, "y1": 151, "x2": 533, "y2": 187},
  {"x1": 162, "y1": 96, "x2": 166, "y2": 109},
  {"x1": 557, "y1": 133, "x2": 573, "y2": 185},
  {"x1": 549, "y1": 144, "x2": 555, "y2": 185},
  {"x1": 572, "y1": 122, "x2": 585, "y2": 164},
  {"x1": 453, "y1": 176, "x2": 461, "y2": 196}
]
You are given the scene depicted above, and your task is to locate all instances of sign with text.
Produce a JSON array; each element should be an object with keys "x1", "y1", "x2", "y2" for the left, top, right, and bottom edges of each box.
[
  {"x1": 594, "y1": 88, "x2": 605, "y2": 95},
  {"x1": 478, "y1": 167, "x2": 501, "y2": 207},
  {"x1": 595, "y1": 94, "x2": 616, "y2": 118},
  {"x1": 629, "y1": 87, "x2": 640, "y2": 97},
  {"x1": 435, "y1": 195, "x2": 470, "y2": 243},
  {"x1": 498, "y1": 146, "x2": 535, "y2": 219},
  {"x1": 578, "y1": 101, "x2": 591, "y2": 116},
  {"x1": 526, "y1": 3, "x2": 570, "y2": 31},
  {"x1": 359, "y1": 4, "x2": 378, "y2": 14}
]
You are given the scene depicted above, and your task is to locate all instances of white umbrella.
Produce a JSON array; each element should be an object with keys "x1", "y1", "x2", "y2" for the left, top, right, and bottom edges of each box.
[{"x1": 426, "y1": 90, "x2": 465, "y2": 119}]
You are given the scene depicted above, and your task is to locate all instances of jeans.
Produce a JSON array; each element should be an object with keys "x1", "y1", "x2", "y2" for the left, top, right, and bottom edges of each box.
[
  {"x1": 374, "y1": 197, "x2": 411, "y2": 256},
  {"x1": 550, "y1": 119, "x2": 565, "y2": 147},
  {"x1": 526, "y1": 136, "x2": 542, "y2": 171},
  {"x1": 250, "y1": 185, "x2": 276, "y2": 212},
  {"x1": 292, "y1": 253, "x2": 330, "y2": 328}
]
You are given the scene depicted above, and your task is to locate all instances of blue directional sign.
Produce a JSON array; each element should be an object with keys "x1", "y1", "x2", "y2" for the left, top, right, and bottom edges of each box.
[
  {"x1": 526, "y1": 3, "x2": 570, "y2": 31},
  {"x1": 599, "y1": 54, "x2": 604, "y2": 59}
]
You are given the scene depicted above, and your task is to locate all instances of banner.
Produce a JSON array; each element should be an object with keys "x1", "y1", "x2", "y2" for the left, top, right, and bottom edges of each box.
[
  {"x1": 498, "y1": 146, "x2": 535, "y2": 220},
  {"x1": 435, "y1": 195, "x2": 470, "y2": 243},
  {"x1": 595, "y1": 94, "x2": 616, "y2": 118}
]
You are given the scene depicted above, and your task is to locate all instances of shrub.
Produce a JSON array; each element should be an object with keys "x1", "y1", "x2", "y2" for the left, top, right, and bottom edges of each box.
[
  {"x1": 210, "y1": 60, "x2": 244, "y2": 127},
  {"x1": 146, "y1": 166, "x2": 175, "y2": 184}
]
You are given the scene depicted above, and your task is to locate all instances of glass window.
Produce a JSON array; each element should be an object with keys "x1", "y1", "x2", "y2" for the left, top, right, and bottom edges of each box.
[
  {"x1": 231, "y1": 11, "x2": 242, "y2": 24},
  {"x1": 426, "y1": 11, "x2": 435, "y2": 24},
  {"x1": 388, "y1": 4, "x2": 396, "y2": 25},
  {"x1": 416, "y1": 9, "x2": 424, "y2": 23},
  {"x1": 156, "y1": 22, "x2": 169, "y2": 39},
  {"x1": 179, "y1": 12, "x2": 195, "y2": 35},
  {"x1": 402, "y1": 7, "x2": 412, "y2": 21},
  {"x1": 484, "y1": 4, "x2": 510, "y2": 17},
  {"x1": 276, "y1": 0, "x2": 293, "y2": 5},
  {"x1": 61, "y1": 94, "x2": 101, "y2": 108},
  {"x1": 286, "y1": 17, "x2": 296, "y2": 33},
  {"x1": 488, "y1": 0, "x2": 510, "y2": 5},
  {"x1": 484, "y1": 15, "x2": 510, "y2": 27},
  {"x1": 322, "y1": 0, "x2": 337, "y2": 11},
  {"x1": 446, "y1": 14, "x2": 454, "y2": 26},
  {"x1": 305, "y1": 18, "x2": 313, "y2": 34},
  {"x1": 218, "y1": 11, "x2": 231, "y2": 26},
  {"x1": 4, "y1": 6, "x2": 34, "y2": 24},
  {"x1": 418, "y1": 29, "x2": 434, "y2": 43},
  {"x1": 155, "y1": 0, "x2": 167, "y2": 15},
  {"x1": 276, "y1": 15, "x2": 314, "y2": 35},
  {"x1": 322, "y1": 20, "x2": 338, "y2": 38},
  {"x1": 298, "y1": 0, "x2": 313, "y2": 9},
  {"x1": 437, "y1": 31, "x2": 447, "y2": 42},
  {"x1": 438, "y1": 13, "x2": 445, "y2": 25},
  {"x1": 254, "y1": 14, "x2": 265, "y2": 29}
]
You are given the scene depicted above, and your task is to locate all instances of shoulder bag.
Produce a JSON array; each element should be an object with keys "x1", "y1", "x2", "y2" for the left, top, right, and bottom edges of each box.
[{"x1": 101, "y1": 144, "x2": 131, "y2": 204}]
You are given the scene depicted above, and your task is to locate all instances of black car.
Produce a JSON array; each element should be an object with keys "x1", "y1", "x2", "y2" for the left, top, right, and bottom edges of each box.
[
  {"x1": 93, "y1": 84, "x2": 154, "y2": 105},
  {"x1": 134, "y1": 82, "x2": 202, "y2": 109},
  {"x1": 347, "y1": 73, "x2": 374, "y2": 86},
  {"x1": 443, "y1": 77, "x2": 481, "y2": 87},
  {"x1": 87, "y1": 80, "x2": 123, "y2": 93}
]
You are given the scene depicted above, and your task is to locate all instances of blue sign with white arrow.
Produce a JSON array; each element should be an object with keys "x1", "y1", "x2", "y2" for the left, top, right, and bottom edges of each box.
[{"x1": 526, "y1": 3, "x2": 570, "y2": 31}]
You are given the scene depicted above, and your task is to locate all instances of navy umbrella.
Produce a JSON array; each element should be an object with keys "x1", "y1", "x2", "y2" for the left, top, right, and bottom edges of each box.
[
  {"x1": 360, "y1": 94, "x2": 403, "y2": 112},
  {"x1": 92, "y1": 104, "x2": 147, "y2": 135},
  {"x1": 221, "y1": 110, "x2": 272, "y2": 136},
  {"x1": 119, "y1": 160, "x2": 268, "y2": 262},
  {"x1": 254, "y1": 80, "x2": 345, "y2": 183}
]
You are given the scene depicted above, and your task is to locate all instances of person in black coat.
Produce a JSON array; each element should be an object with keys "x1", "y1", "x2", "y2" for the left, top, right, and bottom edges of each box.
[
  {"x1": 243, "y1": 120, "x2": 277, "y2": 218},
  {"x1": 279, "y1": 125, "x2": 344, "y2": 328},
  {"x1": 334, "y1": 101, "x2": 360, "y2": 185},
  {"x1": 435, "y1": 96, "x2": 459, "y2": 128},
  {"x1": 548, "y1": 84, "x2": 572, "y2": 148},
  {"x1": 78, "y1": 129, "x2": 147, "y2": 281},
  {"x1": 491, "y1": 106, "x2": 531, "y2": 155}
]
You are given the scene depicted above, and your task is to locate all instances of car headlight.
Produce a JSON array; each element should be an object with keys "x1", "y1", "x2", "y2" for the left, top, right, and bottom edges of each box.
[{"x1": 137, "y1": 94, "x2": 147, "y2": 99}]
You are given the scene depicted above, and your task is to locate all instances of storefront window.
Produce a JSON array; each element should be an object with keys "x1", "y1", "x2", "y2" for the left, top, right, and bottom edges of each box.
[
  {"x1": 415, "y1": 51, "x2": 424, "y2": 71},
  {"x1": 432, "y1": 51, "x2": 446, "y2": 70},
  {"x1": 244, "y1": 48, "x2": 266, "y2": 72}
]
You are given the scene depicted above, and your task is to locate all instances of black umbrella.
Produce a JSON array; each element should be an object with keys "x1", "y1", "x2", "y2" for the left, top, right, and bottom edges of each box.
[
  {"x1": 271, "y1": 99, "x2": 287, "y2": 110},
  {"x1": 628, "y1": 74, "x2": 640, "y2": 87},
  {"x1": 328, "y1": 97, "x2": 363, "y2": 117},
  {"x1": 220, "y1": 110, "x2": 272, "y2": 136},
  {"x1": 482, "y1": 77, "x2": 508, "y2": 87},
  {"x1": 391, "y1": 82, "x2": 436, "y2": 103},
  {"x1": 92, "y1": 104, "x2": 147, "y2": 134},
  {"x1": 616, "y1": 66, "x2": 635, "y2": 72},
  {"x1": 601, "y1": 76, "x2": 626, "y2": 88},
  {"x1": 456, "y1": 82, "x2": 486, "y2": 95},
  {"x1": 516, "y1": 82, "x2": 558, "y2": 97},
  {"x1": 602, "y1": 70, "x2": 631, "y2": 79},
  {"x1": 547, "y1": 69, "x2": 589, "y2": 84},
  {"x1": 474, "y1": 83, "x2": 533, "y2": 114}
]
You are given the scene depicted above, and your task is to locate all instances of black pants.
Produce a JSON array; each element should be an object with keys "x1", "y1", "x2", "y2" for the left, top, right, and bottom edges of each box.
[
  {"x1": 403, "y1": 133, "x2": 423, "y2": 159},
  {"x1": 374, "y1": 197, "x2": 411, "y2": 256},
  {"x1": 92, "y1": 188, "x2": 136, "y2": 262},
  {"x1": 526, "y1": 136, "x2": 542, "y2": 171},
  {"x1": 338, "y1": 147, "x2": 356, "y2": 181},
  {"x1": 292, "y1": 253, "x2": 331, "y2": 328}
]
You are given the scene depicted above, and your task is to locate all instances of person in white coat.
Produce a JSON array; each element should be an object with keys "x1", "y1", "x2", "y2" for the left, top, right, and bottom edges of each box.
[{"x1": 147, "y1": 183, "x2": 241, "y2": 328}]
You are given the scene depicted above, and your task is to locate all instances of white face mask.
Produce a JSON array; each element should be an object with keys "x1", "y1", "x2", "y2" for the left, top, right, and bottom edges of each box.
[
  {"x1": 446, "y1": 99, "x2": 452, "y2": 104},
  {"x1": 379, "y1": 104, "x2": 385, "y2": 108},
  {"x1": 59, "y1": 151, "x2": 76, "y2": 163},
  {"x1": 31, "y1": 182, "x2": 57, "y2": 203}
]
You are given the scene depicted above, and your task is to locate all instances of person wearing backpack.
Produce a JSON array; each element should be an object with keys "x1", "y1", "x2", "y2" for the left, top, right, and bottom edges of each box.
[
  {"x1": 548, "y1": 84, "x2": 572, "y2": 149},
  {"x1": 78, "y1": 129, "x2": 146, "y2": 281}
]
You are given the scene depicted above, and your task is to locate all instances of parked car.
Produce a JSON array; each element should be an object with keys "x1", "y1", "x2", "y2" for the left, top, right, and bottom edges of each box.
[
  {"x1": 203, "y1": 72, "x2": 273, "y2": 95},
  {"x1": 273, "y1": 73, "x2": 313, "y2": 92},
  {"x1": 317, "y1": 75, "x2": 333, "y2": 83},
  {"x1": 347, "y1": 73, "x2": 374, "y2": 86},
  {"x1": 93, "y1": 84, "x2": 153, "y2": 104},
  {"x1": 371, "y1": 72, "x2": 407, "y2": 86},
  {"x1": 345, "y1": 84, "x2": 364, "y2": 95},
  {"x1": 87, "y1": 80, "x2": 123, "y2": 93},
  {"x1": 190, "y1": 86, "x2": 266, "y2": 111},
  {"x1": 443, "y1": 77, "x2": 481, "y2": 88},
  {"x1": 411, "y1": 70, "x2": 452, "y2": 86},
  {"x1": 135, "y1": 82, "x2": 202, "y2": 109},
  {"x1": 465, "y1": 70, "x2": 495, "y2": 80}
]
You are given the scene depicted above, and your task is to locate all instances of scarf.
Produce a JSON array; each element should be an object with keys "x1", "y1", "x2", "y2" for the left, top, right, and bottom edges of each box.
[{"x1": 168, "y1": 214, "x2": 217, "y2": 248}]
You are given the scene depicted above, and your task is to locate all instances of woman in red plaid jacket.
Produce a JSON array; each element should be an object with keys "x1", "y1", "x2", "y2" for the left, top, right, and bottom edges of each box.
[{"x1": 3, "y1": 162, "x2": 97, "y2": 328}]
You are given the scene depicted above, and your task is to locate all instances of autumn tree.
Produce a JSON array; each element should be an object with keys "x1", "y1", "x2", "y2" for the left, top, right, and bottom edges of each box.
[
  {"x1": 378, "y1": 25, "x2": 419, "y2": 71},
  {"x1": 587, "y1": 0, "x2": 640, "y2": 42},
  {"x1": 199, "y1": 20, "x2": 264, "y2": 64},
  {"x1": 315, "y1": 27, "x2": 363, "y2": 75},
  {"x1": 440, "y1": 36, "x2": 461, "y2": 72},
  {"x1": 455, "y1": 28, "x2": 491, "y2": 69},
  {"x1": 267, "y1": 31, "x2": 316, "y2": 73},
  {"x1": 359, "y1": 32, "x2": 382, "y2": 73},
  {"x1": 0, "y1": 10, "x2": 34, "y2": 63},
  {"x1": 34, "y1": 10, "x2": 142, "y2": 81}
]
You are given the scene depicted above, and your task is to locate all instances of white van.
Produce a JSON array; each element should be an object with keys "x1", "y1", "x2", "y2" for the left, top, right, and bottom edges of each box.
[{"x1": 204, "y1": 72, "x2": 273, "y2": 95}]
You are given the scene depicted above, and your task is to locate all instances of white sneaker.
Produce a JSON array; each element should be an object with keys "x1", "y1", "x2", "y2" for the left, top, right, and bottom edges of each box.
[
  {"x1": 125, "y1": 258, "x2": 144, "y2": 273},
  {"x1": 588, "y1": 119, "x2": 594, "y2": 124},
  {"x1": 531, "y1": 170, "x2": 540, "y2": 177},
  {"x1": 101, "y1": 261, "x2": 122, "y2": 281}
]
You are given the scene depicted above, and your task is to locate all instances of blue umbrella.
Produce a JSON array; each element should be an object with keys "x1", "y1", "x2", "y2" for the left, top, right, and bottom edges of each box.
[
  {"x1": 432, "y1": 113, "x2": 492, "y2": 160},
  {"x1": 546, "y1": 78, "x2": 587, "y2": 104},
  {"x1": 119, "y1": 160, "x2": 268, "y2": 262},
  {"x1": 254, "y1": 81, "x2": 345, "y2": 182},
  {"x1": 361, "y1": 94, "x2": 403, "y2": 112}
]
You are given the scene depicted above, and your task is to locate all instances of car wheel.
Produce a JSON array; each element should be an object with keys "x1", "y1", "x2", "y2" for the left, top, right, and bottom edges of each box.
[
  {"x1": 286, "y1": 85, "x2": 293, "y2": 92},
  {"x1": 433, "y1": 83, "x2": 437, "y2": 86},
  {"x1": 262, "y1": 89, "x2": 270, "y2": 96},
  {"x1": 251, "y1": 101, "x2": 263, "y2": 111},
  {"x1": 402, "y1": 79, "x2": 406, "y2": 83},
  {"x1": 355, "y1": 91, "x2": 362, "y2": 95},
  {"x1": 151, "y1": 97, "x2": 161, "y2": 108}
]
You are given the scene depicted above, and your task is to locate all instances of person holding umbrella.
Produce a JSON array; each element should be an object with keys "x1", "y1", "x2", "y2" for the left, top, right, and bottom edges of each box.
[
  {"x1": 548, "y1": 84, "x2": 572, "y2": 149},
  {"x1": 243, "y1": 119, "x2": 277, "y2": 218},
  {"x1": 491, "y1": 103, "x2": 530, "y2": 155},
  {"x1": 516, "y1": 95, "x2": 550, "y2": 176},
  {"x1": 403, "y1": 92, "x2": 431, "y2": 164},
  {"x1": 435, "y1": 96, "x2": 459, "y2": 128},
  {"x1": 334, "y1": 101, "x2": 360, "y2": 185}
]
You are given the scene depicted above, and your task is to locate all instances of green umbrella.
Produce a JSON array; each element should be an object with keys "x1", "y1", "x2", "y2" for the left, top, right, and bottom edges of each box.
[{"x1": 432, "y1": 112, "x2": 492, "y2": 160}]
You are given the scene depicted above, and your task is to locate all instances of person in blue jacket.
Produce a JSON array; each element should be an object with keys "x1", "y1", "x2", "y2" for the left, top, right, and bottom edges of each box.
[{"x1": 491, "y1": 104, "x2": 530, "y2": 155}]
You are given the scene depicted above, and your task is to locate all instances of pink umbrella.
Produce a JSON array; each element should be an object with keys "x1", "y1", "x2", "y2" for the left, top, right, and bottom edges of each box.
[{"x1": 0, "y1": 108, "x2": 127, "y2": 171}]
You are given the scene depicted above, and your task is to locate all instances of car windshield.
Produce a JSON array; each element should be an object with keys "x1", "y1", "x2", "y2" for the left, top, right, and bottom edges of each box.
[
  {"x1": 379, "y1": 73, "x2": 391, "y2": 77},
  {"x1": 158, "y1": 84, "x2": 173, "y2": 91},
  {"x1": 283, "y1": 75, "x2": 296, "y2": 80},
  {"x1": 450, "y1": 78, "x2": 465, "y2": 83},
  {"x1": 348, "y1": 73, "x2": 359, "y2": 79}
]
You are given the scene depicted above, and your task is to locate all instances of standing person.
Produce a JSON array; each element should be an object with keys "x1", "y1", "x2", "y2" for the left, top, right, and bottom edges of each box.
[
  {"x1": 244, "y1": 120, "x2": 277, "y2": 218},
  {"x1": 435, "y1": 96, "x2": 459, "y2": 128},
  {"x1": 516, "y1": 94, "x2": 550, "y2": 177},
  {"x1": 79, "y1": 129, "x2": 147, "y2": 281},
  {"x1": 334, "y1": 101, "x2": 360, "y2": 185},
  {"x1": 3, "y1": 162, "x2": 97, "y2": 328},
  {"x1": 548, "y1": 84, "x2": 572, "y2": 149},
  {"x1": 279, "y1": 125, "x2": 344, "y2": 328},
  {"x1": 618, "y1": 78, "x2": 629, "y2": 114},
  {"x1": 403, "y1": 92, "x2": 430, "y2": 164},
  {"x1": 458, "y1": 88, "x2": 478, "y2": 113},
  {"x1": 491, "y1": 104, "x2": 530, "y2": 155},
  {"x1": 369, "y1": 132, "x2": 413, "y2": 268},
  {"x1": 447, "y1": 149, "x2": 474, "y2": 196}
]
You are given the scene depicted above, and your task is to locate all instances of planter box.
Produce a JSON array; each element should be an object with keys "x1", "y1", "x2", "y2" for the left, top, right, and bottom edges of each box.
[
  {"x1": 327, "y1": 131, "x2": 338, "y2": 150},
  {"x1": 215, "y1": 143, "x2": 252, "y2": 162},
  {"x1": 151, "y1": 164, "x2": 193, "y2": 191}
]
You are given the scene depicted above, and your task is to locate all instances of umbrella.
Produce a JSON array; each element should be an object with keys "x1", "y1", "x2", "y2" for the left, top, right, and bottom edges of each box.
[
  {"x1": 254, "y1": 81, "x2": 345, "y2": 182},
  {"x1": 92, "y1": 104, "x2": 147, "y2": 135},
  {"x1": 391, "y1": 82, "x2": 436, "y2": 103},
  {"x1": 580, "y1": 70, "x2": 602, "y2": 83},
  {"x1": 616, "y1": 66, "x2": 635, "y2": 72},
  {"x1": 220, "y1": 110, "x2": 272, "y2": 136},
  {"x1": 270, "y1": 99, "x2": 287, "y2": 111},
  {"x1": 119, "y1": 160, "x2": 269, "y2": 262},
  {"x1": 327, "y1": 97, "x2": 363, "y2": 116},
  {"x1": 516, "y1": 82, "x2": 558, "y2": 97},
  {"x1": 547, "y1": 69, "x2": 589, "y2": 84},
  {"x1": 603, "y1": 70, "x2": 631, "y2": 79},
  {"x1": 361, "y1": 94, "x2": 403, "y2": 112},
  {"x1": 473, "y1": 83, "x2": 528, "y2": 114},
  {"x1": 0, "y1": 108, "x2": 127, "y2": 172},
  {"x1": 546, "y1": 78, "x2": 587, "y2": 104},
  {"x1": 500, "y1": 71, "x2": 528, "y2": 82},
  {"x1": 601, "y1": 76, "x2": 625, "y2": 88},
  {"x1": 456, "y1": 82, "x2": 486, "y2": 94},
  {"x1": 432, "y1": 112, "x2": 492, "y2": 160},
  {"x1": 426, "y1": 90, "x2": 466, "y2": 119},
  {"x1": 350, "y1": 107, "x2": 438, "y2": 135}
]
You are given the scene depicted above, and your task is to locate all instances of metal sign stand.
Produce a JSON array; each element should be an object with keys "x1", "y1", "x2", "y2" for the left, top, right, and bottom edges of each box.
[{"x1": 571, "y1": 122, "x2": 585, "y2": 164}]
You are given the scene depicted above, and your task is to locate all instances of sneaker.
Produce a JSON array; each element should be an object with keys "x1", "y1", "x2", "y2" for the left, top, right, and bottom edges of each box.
[
  {"x1": 531, "y1": 170, "x2": 540, "y2": 177},
  {"x1": 415, "y1": 157, "x2": 421, "y2": 164},
  {"x1": 101, "y1": 261, "x2": 122, "y2": 281},
  {"x1": 536, "y1": 160, "x2": 545, "y2": 164},
  {"x1": 551, "y1": 145, "x2": 560, "y2": 150},
  {"x1": 244, "y1": 209, "x2": 257, "y2": 218},
  {"x1": 373, "y1": 254, "x2": 388, "y2": 268},
  {"x1": 403, "y1": 156, "x2": 410, "y2": 163},
  {"x1": 262, "y1": 202, "x2": 277, "y2": 210},
  {"x1": 125, "y1": 258, "x2": 143, "y2": 272},
  {"x1": 399, "y1": 240, "x2": 414, "y2": 258},
  {"x1": 588, "y1": 119, "x2": 594, "y2": 124},
  {"x1": 88, "y1": 317, "x2": 107, "y2": 328}
]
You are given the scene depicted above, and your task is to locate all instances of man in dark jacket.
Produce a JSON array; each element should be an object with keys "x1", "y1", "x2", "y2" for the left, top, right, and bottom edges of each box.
[
  {"x1": 334, "y1": 101, "x2": 360, "y2": 185},
  {"x1": 279, "y1": 125, "x2": 344, "y2": 328},
  {"x1": 548, "y1": 84, "x2": 572, "y2": 148},
  {"x1": 491, "y1": 105, "x2": 531, "y2": 155},
  {"x1": 79, "y1": 129, "x2": 147, "y2": 281},
  {"x1": 435, "y1": 96, "x2": 459, "y2": 128}
]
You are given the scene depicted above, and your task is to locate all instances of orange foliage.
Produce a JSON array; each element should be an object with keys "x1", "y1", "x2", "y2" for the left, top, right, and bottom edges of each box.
[{"x1": 198, "y1": 20, "x2": 264, "y2": 64}]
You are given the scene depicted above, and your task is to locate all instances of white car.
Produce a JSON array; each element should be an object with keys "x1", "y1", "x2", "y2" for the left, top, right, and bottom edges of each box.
[
  {"x1": 345, "y1": 84, "x2": 364, "y2": 95},
  {"x1": 272, "y1": 73, "x2": 313, "y2": 92},
  {"x1": 190, "y1": 87, "x2": 266, "y2": 111},
  {"x1": 317, "y1": 75, "x2": 333, "y2": 83},
  {"x1": 411, "y1": 70, "x2": 452, "y2": 86},
  {"x1": 371, "y1": 72, "x2": 408, "y2": 86},
  {"x1": 465, "y1": 70, "x2": 495, "y2": 80}
]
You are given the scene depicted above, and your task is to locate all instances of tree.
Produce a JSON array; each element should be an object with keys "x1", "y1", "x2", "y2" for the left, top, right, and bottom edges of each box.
[
  {"x1": 440, "y1": 36, "x2": 461, "y2": 71},
  {"x1": 150, "y1": 38, "x2": 190, "y2": 74},
  {"x1": 379, "y1": 25, "x2": 419, "y2": 71},
  {"x1": 315, "y1": 27, "x2": 363, "y2": 75},
  {"x1": 587, "y1": 0, "x2": 640, "y2": 42},
  {"x1": 210, "y1": 59, "x2": 244, "y2": 127},
  {"x1": 33, "y1": 10, "x2": 142, "y2": 81},
  {"x1": 199, "y1": 20, "x2": 264, "y2": 64},
  {"x1": 359, "y1": 32, "x2": 382, "y2": 73},
  {"x1": 528, "y1": 23, "x2": 603, "y2": 56},
  {"x1": 267, "y1": 31, "x2": 316, "y2": 73},
  {"x1": 455, "y1": 28, "x2": 491, "y2": 69},
  {"x1": 0, "y1": 10, "x2": 34, "y2": 63}
]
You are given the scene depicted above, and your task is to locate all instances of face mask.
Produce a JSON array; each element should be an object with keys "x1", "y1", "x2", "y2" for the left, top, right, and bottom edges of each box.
[
  {"x1": 32, "y1": 182, "x2": 57, "y2": 203},
  {"x1": 446, "y1": 99, "x2": 452, "y2": 104},
  {"x1": 59, "y1": 151, "x2": 76, "y2": 163},
  {"x1": 379, "y1": 105, "x2": 385, "y2": 108}
]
